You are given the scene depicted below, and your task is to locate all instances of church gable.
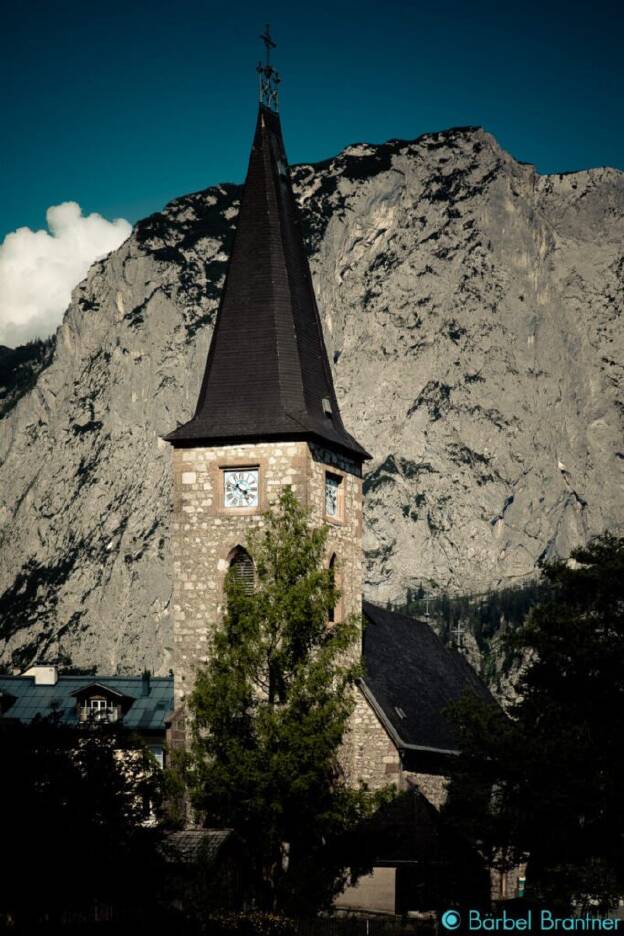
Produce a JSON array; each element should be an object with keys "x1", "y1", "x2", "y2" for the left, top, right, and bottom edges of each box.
[
  {"x1": 361, "y1": 601, "x2": 494, "y2": 757},
  {"x1": 343, "y1": 602, "x2": 495, "y2": 801},
  {"x1": 342, "y1": 683, "x2": 402, "y2": 790}
]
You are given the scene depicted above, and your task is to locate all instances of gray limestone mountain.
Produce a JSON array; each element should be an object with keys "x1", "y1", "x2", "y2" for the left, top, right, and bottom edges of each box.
[{"x1": 0, "y1": 126, "x2": 622, "y2": 676}]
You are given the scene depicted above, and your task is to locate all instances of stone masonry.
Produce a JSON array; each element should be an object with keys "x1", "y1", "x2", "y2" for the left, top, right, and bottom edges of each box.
[
  {"x1": 342, "y1": 689, "x2": 402, "y2": 789},
  {"x1": 171, "y1": 440, "x2": 363, "y2": 707},
  {"x1": 342, "y1": 691, "x2": 450, "y2": 809}
]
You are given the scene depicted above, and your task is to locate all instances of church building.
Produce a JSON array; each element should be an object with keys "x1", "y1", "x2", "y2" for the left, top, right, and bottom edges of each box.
[{"x1": 164, "y1": 38, "x2": 497, "y2": 915}]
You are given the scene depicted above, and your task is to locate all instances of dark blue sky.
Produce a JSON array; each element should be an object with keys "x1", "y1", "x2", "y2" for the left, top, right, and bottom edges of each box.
[{"x1": 1, "y1": 0, "x2": 622, "y2": 241}]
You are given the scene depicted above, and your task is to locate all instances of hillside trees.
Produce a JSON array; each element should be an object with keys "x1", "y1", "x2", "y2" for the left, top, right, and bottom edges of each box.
[{"x1": 443, "y1": 533, "x2": 624, "y2": 910}]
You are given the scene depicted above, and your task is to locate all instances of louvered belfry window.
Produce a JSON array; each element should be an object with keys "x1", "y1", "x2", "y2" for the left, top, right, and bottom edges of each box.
[{"x1": 229, "y1": 547, "x2": 255, "y2": 594}]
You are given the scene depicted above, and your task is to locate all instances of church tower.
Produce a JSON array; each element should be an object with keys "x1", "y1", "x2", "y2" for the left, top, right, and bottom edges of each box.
[{"x1": 166, "y1": 35, "x2": 370, "y2": 707}]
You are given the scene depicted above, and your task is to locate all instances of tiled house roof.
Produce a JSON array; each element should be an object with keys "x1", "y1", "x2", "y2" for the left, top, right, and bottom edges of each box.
[{"x1": 0, "y1": 674, "x2": 173, "y2": 732}]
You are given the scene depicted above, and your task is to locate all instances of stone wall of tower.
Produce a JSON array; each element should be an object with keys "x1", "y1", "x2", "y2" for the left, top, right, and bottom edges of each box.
[{"x1": 170, "y1": 440, "x2": 363, "y2": 707}]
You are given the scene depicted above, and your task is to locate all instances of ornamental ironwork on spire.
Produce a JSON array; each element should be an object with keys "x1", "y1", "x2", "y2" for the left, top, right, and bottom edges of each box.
[{"x1": 257, "y1": 24, "x2": 280, "y2": 112}]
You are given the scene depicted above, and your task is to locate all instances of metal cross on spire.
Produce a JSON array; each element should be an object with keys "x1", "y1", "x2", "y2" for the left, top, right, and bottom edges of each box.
[{"x1": 257, "y1": 24, "x2": 280, "y2": 112}]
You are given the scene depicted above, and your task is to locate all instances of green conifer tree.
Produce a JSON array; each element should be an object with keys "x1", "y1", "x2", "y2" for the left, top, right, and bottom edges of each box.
[{"x1": 185, "y1": 488, "x2": 386, "y2": 914}]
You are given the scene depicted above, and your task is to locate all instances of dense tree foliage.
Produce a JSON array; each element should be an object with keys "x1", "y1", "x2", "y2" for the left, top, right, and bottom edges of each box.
[
  {"x1": 0, "y1": 716, "x2": 164, "y2": 929},
  {"x1": 443, "y1": 533, "x2": 624, "y2": 911},
  {"x1": 184, "y1": 488, "x2": 388, "y2": 915}
]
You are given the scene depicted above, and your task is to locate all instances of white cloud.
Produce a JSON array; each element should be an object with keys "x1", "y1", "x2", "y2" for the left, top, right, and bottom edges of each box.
[{"x1": 0, "y1": 202, "x2": 132, "y2": 347}]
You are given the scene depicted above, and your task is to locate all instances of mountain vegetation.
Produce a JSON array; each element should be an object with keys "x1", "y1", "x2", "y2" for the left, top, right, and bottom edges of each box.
[
  {"x1": 401, "y1": 579, "x2": 549, "y2": 685},
  {"x1": 0, "y1": 336, "x2": 55, "y2": 416}
]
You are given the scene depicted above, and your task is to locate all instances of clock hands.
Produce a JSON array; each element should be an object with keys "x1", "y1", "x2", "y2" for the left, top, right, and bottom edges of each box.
[{"x1": 225, "y1": 470, "x2": 258, "y2": 507}]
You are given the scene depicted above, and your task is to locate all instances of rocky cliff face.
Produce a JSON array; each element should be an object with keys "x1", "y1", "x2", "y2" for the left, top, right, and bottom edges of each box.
[{"x1": 1, "y1": 126, "x2": 622, "y2": 674}]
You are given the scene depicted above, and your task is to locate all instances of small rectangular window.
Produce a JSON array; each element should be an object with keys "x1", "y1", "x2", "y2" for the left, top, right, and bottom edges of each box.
[{"x1": 325, "y1": 472, "x2": 343, "y2": 519}]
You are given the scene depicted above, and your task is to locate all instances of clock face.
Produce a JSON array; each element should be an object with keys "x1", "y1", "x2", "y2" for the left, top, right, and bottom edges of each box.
[
  {"x1": 224, "y1": 469, "x2": 259, "y2": 508},
  {"x1": 325, "y1": 474, "x2": 341, "y2": 517}
]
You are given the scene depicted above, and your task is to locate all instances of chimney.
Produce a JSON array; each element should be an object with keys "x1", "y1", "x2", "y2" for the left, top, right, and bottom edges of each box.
[
  {"x1": 142, "y1": 670, "x2": 151, "y2": 697},
  {"x1": 23, "y1": 665, "x2": 58, "y2": 686}
]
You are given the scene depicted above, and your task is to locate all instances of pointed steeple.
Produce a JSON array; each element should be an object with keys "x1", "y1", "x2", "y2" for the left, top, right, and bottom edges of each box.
[{"x1": 166, "y1": 101, "x2": 370, "y2": 462}]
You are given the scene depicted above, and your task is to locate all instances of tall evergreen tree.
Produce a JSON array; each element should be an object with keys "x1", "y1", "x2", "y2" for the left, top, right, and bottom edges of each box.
[
  {"x1": 185, "y1": 488, "x2": 386, "y2": 914},
  {"x1": 443, "y1": 533, "x2": 624, "y2": 911}
]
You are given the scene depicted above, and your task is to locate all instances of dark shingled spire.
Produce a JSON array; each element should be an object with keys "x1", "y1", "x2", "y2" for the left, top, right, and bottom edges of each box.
[{"x1": 165, "y1": 105, "x2": 370, "y2": 462}]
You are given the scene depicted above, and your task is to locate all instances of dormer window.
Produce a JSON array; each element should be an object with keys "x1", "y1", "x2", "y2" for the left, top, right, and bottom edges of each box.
[
  {"x1": 72, "y1": 683, "x2": 130, "y2": 724},
  {"x1": 80, "y1": 696, "x2": 118, "y2": 723}
]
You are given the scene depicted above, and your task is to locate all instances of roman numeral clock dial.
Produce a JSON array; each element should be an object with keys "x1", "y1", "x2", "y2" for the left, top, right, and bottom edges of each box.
[{"x1": 224, "y1": 469, "x2": 259, "y2": 508}]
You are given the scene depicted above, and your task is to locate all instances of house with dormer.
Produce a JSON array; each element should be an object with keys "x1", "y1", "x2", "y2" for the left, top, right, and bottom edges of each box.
[{"x1": 0, "y1": 665, "x2": 173, "y2": 765}]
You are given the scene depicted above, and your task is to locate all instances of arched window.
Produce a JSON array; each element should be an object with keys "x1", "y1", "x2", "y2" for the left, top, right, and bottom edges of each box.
[{"x1": 228, "y1": 546, "x2": 255, "y2": 595}]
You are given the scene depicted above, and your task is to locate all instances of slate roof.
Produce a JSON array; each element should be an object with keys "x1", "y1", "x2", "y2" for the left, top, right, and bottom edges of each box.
[
  {"x1": 166, "y1": 105, "x2": 370, "y2": 462},
  {"x1": 0, "y1": 674, "x2": 173, "y2": 732},
  {"x1": 361, "y1": 601, "x2": 494, "y2": 755}
]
